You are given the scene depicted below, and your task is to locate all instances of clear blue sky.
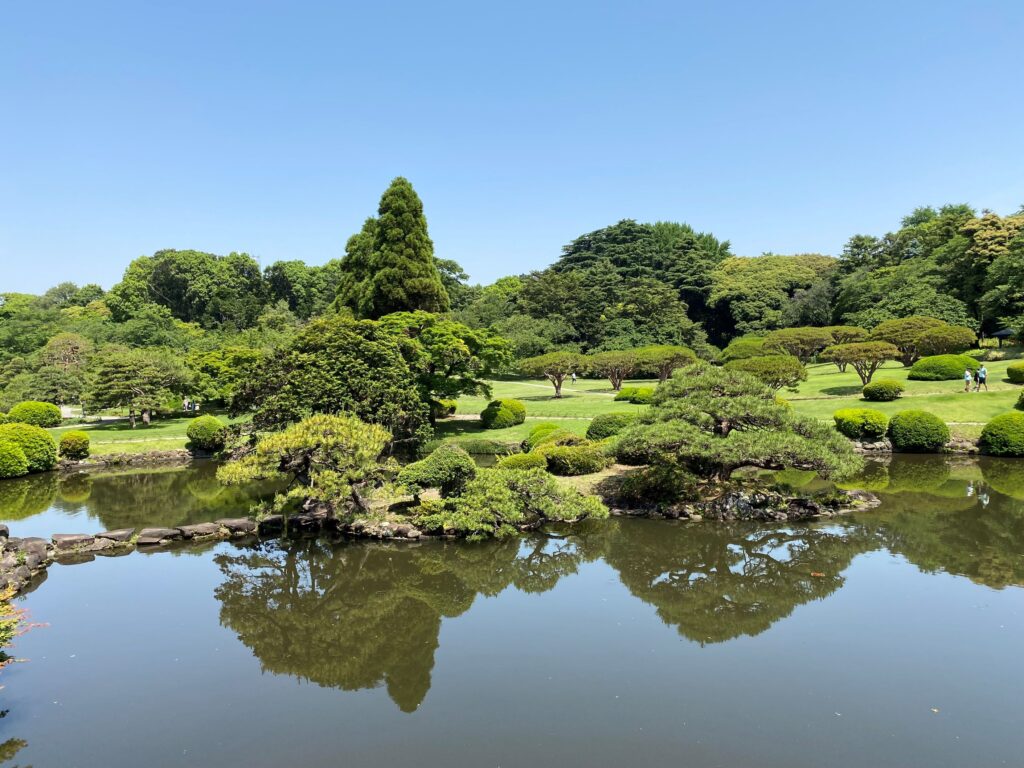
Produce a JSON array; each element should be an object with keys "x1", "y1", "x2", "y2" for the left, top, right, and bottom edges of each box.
[{"x1": 3, "y1": 0, "x2": 1022, "y2": 294}]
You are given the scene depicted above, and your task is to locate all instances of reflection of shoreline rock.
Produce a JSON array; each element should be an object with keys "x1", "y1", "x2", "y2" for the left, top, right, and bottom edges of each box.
[{"x1": 611, "y1": 487, "x2": 880, "y2": 522}]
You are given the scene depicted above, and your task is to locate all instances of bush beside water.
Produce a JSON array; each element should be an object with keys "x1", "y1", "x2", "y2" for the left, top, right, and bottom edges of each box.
[
  {"x1": 0, "y1": 423, "x2": 58, "y2": 472},
  {"x1": 0, "y1": 440, "x2": 29, "y2": 478},
  {"x1": 186, "y1": 415, "x2": 228, "y2": 451},
  {"x1": 833, "y1": 408, "x2": 889, "y2": 440},
  {"x1": 979, "y1": 412, "x2": 1024, "y2": 457},
  {"x1": 887, "y1": 410, "x2": 950, "y2": 452},
  {"x1": 58, "y1": 430, "x2": 91, "y2": 460}
]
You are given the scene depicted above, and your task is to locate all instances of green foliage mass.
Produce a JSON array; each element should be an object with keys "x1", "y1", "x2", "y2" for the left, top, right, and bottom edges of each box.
[
  {"x1": 615, "y1": 363, "x2": 861, "y2": 483},
  {"x1": 720, "y1": 336, "x2": 767, "y2": 362},
  {"x1": 887, "y1": 410, "x2": 950, "y2": 452},
  {"x1": 0, "y1": 423, "x2": 57, "y2": 472},
  {"x1": 531, "y1": 428, "x2": 586, "y2": 450},
  {"x1": 821, "y1": 341, "x2": 899, "y2": 385},
  {"x1": 978, "y1": 412, "x2": 1024, "y2": 457},
  {"x1": 415, "y1": 468, "x2": 608, "y2": 541},
  {"x1": 862, "y1": 379, "x2": 905, "y2": 401},
  {"x1": 907, "y1": 354, "x2": 981, "y2": 381},
  {"x1": 398, "y1": 443, "x2": 477, "y2": 497},
  {"x1": 86, "y1": 346, "x2": 192, "y2": 426},
  {"x1": 762, "y1": 327, "x2": 834, "y2": 362},
  {"x1": 234, "y1": 314, "x2": 431, "y2": 446},
  {"x1": 58, "y1": 430, "x2": 91, "y2": 460},
  {"x1": 724, "y1": 354, "x2": 806, "y2": 392},
  {"x1": 218, "y1": 413, "x2": 391, "y2": 517},
  {"x1": 518, "y1": 351, "x2": 585, "y2": 397},
  {"x1": 916, "y1": 325, "x2": 977, "y2": 356},
  {"x1": 586, "y1": 412, "x2": 637, "y2": 440},
  {"x1": 0, "y1": 439, "x2": 29, "y2": 478},
  {"x1": 523, "y1": 422, "x2": 561, "y2": 451},
  {"x1": 1007, "y1": 362, "x2": 1024, "y2": 384},
  {"x1": 832, "y1": 408, "x2": 889, "y2": 440},
  {"x1": 7, "y1": 400, "x2": 61, "y2": 427},
  {"x1": 536, "y1": 443, "x2": 608, "y2": 476},
  {"x1": 480, "y1": 399, "x2": 527, "y2": 430},
  {"x1": 869, "y1": 316, "x2": 949, "y2": 366},
  {"x1": 186, "y1": 415, "x2": 227, "y2": 451},
  {"x1": 495, "y1": 451, "x2": 548, "y2": 471}
]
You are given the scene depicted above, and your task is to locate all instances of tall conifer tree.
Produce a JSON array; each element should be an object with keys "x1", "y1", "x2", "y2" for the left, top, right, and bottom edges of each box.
[{"x1": 364, "y1": 177, "x2": 449, "y2": 318}]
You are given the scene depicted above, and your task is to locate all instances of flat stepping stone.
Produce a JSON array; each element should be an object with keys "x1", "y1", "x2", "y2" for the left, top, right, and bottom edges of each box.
[
  {"x1": 177, "y1": 523, "x2": 222, "y2": 539},
  {"x1": 214, "y1": 518, "x2": 256, "y2": 534},
  {"x1": 52, "y1": 534, "x2": 95, "y2": 551},
  {"x1": 137, "y1": 528, "x2": 183, "y2": 546},
  {"x1": 96, "y1": 529, "x2": 134, "y2": 542}
]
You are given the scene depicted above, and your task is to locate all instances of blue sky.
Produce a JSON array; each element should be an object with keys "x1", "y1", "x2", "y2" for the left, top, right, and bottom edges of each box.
[{"x1": 3, "y1": 1, "x2": 1022, "y2": 294}]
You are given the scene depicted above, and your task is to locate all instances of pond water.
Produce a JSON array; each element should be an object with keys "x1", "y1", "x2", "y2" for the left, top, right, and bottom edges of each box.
[{"x1": 1, "y1": 456, "x2": 1023, "y2": 767}]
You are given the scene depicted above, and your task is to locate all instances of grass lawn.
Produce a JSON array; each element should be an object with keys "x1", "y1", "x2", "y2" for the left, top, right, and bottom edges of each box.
[
  {"x1": 788, "y1": 359, "x2": 1023, "y2": 437},
  {"x1": 454, "y1": 377, "x2": 659, "y2": 418},
  {"x1": 46, "y1": 412, "x2": 245, "y2": 456}
]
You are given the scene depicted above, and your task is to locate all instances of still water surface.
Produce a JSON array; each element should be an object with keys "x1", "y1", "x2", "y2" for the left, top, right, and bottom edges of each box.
[{"x1": 1, "y1": 456, "x2": 1022, "y2": 767}]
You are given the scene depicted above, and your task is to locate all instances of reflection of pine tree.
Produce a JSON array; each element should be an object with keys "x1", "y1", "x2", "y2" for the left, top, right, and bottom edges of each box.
[
  {"x1": 213, "y1": 536, "x2": 588, "y2": 712},
  {"x1": 602, "y1": 520, "x2": 871, "y2": 644}
]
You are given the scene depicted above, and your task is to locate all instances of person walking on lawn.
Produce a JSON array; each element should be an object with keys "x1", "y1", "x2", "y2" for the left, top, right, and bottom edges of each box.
[
  {"x1": 975, "y1": 365, "x2": 988, "y2": 391},
  {"x1": 964, "y1": 368, "x2": 974, "y2": 392}
]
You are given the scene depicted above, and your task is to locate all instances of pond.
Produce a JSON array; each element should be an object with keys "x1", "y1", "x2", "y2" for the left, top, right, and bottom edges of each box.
[{"x1": 1, "y1": 456, "x2": 1023, "y2": 767}]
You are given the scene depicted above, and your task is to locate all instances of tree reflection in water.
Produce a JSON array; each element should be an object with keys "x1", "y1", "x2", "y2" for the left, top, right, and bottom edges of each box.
[{"x1": 213, "y1": 535, "x2": 592, "y2": 712}]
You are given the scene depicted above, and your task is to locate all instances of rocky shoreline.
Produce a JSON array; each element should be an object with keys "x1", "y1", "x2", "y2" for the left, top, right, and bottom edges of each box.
[{"x1": 0, "y1": 510, "x2": 425, "y2": 596}]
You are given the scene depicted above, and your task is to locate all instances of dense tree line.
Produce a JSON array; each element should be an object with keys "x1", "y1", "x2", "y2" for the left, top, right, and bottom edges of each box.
[{"x1": 2, "y1": 180, "x2": 1022, "y2": 422}]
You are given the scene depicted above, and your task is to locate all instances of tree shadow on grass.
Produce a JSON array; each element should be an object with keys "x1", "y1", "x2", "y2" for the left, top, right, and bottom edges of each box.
[{"x1": 820, "y1": 385, "x2": 865, "y2": 396}]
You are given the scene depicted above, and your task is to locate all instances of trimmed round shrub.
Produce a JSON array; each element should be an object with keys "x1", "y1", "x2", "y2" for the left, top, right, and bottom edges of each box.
[
  {"x1": 58, "y1": 430, "x2": 91, "y2": 460},
  {"x1": 586, "y1": 412, "x2": 637, "y2": 440},
  {"x1": 617, "y1": 466, "x2": 699, "y2": 505},
  {"x1": 186, "y1": 415, "x2": 228, "y2": 451},
  {"x1": 398, "y1": 443, "x2": 478, "y2": 497},
  {"x1": 0, "y1": 423, "x2": 58, "y2": 472},
  {"x1": 7, "y1": 400, "x2": 62, "y2": 428},
  {"x1": 887, "y1": 410, "x2": 950, "y2": 452},
  {"x1": 523, "y1": 422, "x2": 561, "y2": 451},
  {"x1": 833, "y1": 408, "x2": 889, "y2": 440},
  {"x1": 862, "y1": 379, "x2": 904, "y2": 401},
  {"x1": 1008, "y1": 362, "x2": 1024, "y2": 384},
  {"x1": 613, "y1": 387, "x2": 639, "y2": 402},
  {"x1": 0, "y1": 439, "x2": 29, "y2": 478},
  {"x1": 978, "y1": 412, "x2": 1024, "y2": 457},
  {"x1": 720, "y1": 337, "x2": 766, "y2": 362},
  {"x1": 916, "y1": 325, "x2": 977, "y2": 357},
  {"x1": 907, "y1": 354, "x2": 980, "y2": 381},
  {"x1": 1017, "y1": 389, "x2": 1024, "y2": 411},
  {"x1": 539, "y1": 443, "x2": 608, "y2": 476},
  {"x1": 480, "y1": 399, "x2": 527, "y2": 430},
  {"x1": 496, "y1": 451, "x2": 548, "y2": 471},
  {"x1": 627, "y1": 387, "x2": 655, "y2": 405}
]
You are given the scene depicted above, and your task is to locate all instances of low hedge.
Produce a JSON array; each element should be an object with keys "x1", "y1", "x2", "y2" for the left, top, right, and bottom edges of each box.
[
  {"x1": 627, "y1": 387, "x2": 655, "y2": 405},
  {"x1": 186, "y1": 415, "x2": 228, "y2": 451},
  {"x1": 1008, "y1": 361, "x2": 1024, "y2": 384},
  {"x1": 907, "y1": 354, "x2": 980, "y2": 381},
  {"x1": 496, "y1": 451, "x2": 548, "y2": 471},
  {"x1": 833, "y1": 408, "x2": 889, "y2": 440},
  {"x1": 0, "y1": 439, "x2": 29, "y2": 478},
  {"x1": 586, "y1": 412, "x2": 637, "y2": 440},
  {"x1": 887, "y1": 410, "x2": 950, "y2": 452},
  {"x1": 8, "y1": 400, "x2": 62, "y2": 428},
  {"x1": 480, "y1": 399, "x2": 527, "y2": 429},
  {"x1": 0, "y1": 423, "x2": 58, "y2": 472},
  {"x1": 613, "y1": 387, "x2": 639, "y2": 402},
  {"x1": 862, "y1": 379, "x2": 904, "y2": 402},
  {"x1": 978, "y1": 412, "x2": 1024, "y2": 457},
  {"x1": 59, "y1": 430, "x2": 91, "y2": 460},
  {"x1": 539, "y1": 443, "x2": 608, "y2": 476}
]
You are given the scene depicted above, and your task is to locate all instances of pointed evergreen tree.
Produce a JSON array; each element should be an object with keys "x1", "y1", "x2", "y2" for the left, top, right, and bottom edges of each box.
[{"x1": 364, "y1": 178, "x2": 449, "y2": 318}]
